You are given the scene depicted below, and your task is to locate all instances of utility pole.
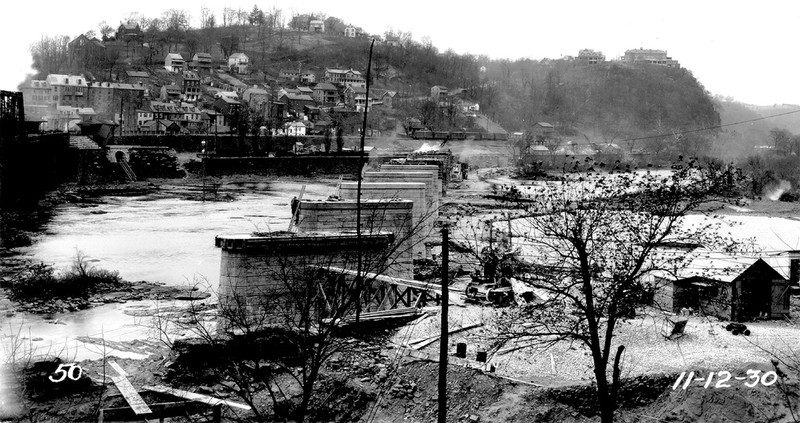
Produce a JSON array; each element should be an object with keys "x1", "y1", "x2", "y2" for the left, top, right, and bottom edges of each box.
[
  {"x1": 438, "y1": 226, "x2": 449, "y2": 423},
  {"x1": 355, "y1": 38, "x2": 375, "y2": 323}
]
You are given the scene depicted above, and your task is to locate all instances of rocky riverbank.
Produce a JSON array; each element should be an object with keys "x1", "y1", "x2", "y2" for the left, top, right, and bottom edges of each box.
[{"x1": 0, "y1": 278, "x2": 211, "y2": 316}]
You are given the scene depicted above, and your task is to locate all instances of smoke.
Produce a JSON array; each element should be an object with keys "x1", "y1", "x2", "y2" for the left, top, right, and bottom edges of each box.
[
  {"x1": 767, "y1": 180, "x2": 792, "y2": 201},
  {"x1": 414, "y1": 142, "x2": 440, "y2": 153}
]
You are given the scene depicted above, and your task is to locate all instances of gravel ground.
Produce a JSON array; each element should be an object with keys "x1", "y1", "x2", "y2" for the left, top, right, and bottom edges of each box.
[{"x1": 392, "y1": 300, "x2": 800, "y2": 386}]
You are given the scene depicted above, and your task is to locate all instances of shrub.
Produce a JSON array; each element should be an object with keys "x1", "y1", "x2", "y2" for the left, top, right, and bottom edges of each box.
[{"x1": 6, "y1": 252, "x2": 122, "y2": 300}]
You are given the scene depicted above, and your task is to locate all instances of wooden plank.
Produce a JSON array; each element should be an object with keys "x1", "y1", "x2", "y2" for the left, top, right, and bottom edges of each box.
[
  {"x1": 143, "y1": 385, "x2": 252, "y2": 411},
  {"x1": 108, "y1": 361, "x2": 128, "y2": 377},
  {"x1": 408, "y1": 323, "x2": 484, "y2": 350},
  {"x1": 110, "y1": 375, "x2": 152, "y2": 415}
]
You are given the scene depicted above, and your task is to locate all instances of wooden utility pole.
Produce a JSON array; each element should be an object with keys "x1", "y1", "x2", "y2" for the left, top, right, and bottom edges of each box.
[
  {"x1": 355, "y1": 38, "x2": 375, "y2": 323},
  {"x1": 438, "y1": 226, "x2": 449, "y2": 423}
]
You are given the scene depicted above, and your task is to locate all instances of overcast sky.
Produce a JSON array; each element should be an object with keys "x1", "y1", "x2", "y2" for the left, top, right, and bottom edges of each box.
[{"x1": 3, "y1": 1, "x2": 799, "y2": 106}]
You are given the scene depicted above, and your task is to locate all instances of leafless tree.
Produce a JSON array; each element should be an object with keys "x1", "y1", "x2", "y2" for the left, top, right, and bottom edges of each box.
[
  {"x1": 489, "y1": 157, "x2": 742, "y2": 423},
  {"x1": 153, "y1": 203, "x2": 438, "y2": 421},
  {"x1": 29, "y1": 35, "x2": 70, "y2": 77}
]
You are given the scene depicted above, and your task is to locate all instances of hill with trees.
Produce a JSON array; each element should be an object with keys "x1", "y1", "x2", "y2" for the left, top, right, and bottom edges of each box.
[{"x1": 24, "y1": 5, "x2": 727, "y2": 160}]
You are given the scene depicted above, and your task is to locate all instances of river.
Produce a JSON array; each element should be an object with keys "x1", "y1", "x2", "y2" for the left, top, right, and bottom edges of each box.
[{"x1": 1, "y1": 180, "x2": 335, "y2": 363}]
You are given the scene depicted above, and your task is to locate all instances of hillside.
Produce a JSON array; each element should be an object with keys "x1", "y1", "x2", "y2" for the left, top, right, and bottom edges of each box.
[
  {"x1": 711, "y1": 99, "x2": 800, "y2": 158},
  {"x1": 28, "y1": 20, "x2": 725, "y2": 160}
]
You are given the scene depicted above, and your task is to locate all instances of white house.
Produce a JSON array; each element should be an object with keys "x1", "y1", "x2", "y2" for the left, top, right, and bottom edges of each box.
[
  {"x1": 164, "y1": 53, "x2": 185, "y2": 73},
  {"x1": 344, "y1": 25, "x2": 357, "y2": 38},
  {"x1": 228, "y1": 53, "x2": 249, "y2": 74},
  {"x1": 309, "y1": 20, "x2": 325, "y2": 32},
  {"x1": 285, "y1": 121, "x2": 307, "y2": 137}
]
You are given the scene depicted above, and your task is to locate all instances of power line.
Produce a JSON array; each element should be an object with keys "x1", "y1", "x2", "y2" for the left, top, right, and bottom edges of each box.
[{"x1": 622, "y1": 107, "x2": 800, "y2": 143}]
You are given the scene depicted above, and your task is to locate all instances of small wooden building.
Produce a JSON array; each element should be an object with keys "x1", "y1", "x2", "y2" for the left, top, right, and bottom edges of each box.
[{"x1": 654, "y1": 252, "x2": 790, "y2": 321}]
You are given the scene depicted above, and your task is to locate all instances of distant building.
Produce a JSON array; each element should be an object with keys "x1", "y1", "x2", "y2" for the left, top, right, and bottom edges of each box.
[
  {"x1": 430, "y1": 85, "x2": 449, "y2": 101},
  {"x1": 285, "y1": 121, "x2": 308, "y2": 136},
  {"x1": 313, "y1": 82, "x2": 339, "y2": 105},
  {"x1": 67, "y1": 34, "x2": 105, "y2": 66},
  {"x1": 115, "y1": 22, "x2": 142, "y2": 42},
  {"x1": 623, "y1": 48, "x2": 680, "y2": 68},
  {"x1": 344, "y1": 25, "x2": 357, "y2": 38},
  {"x1": 279, "y1": 69, "x2": 300, "y2": 81},
  {"x1": 20, "y1": 79, "x2": 52, "y2": 122},
  {"x1": 344, "y1": 86, "x2": 373, "y2": 111},
  {"x1": 192, "y1": 53, "x2": 213, "y2": 72},
  {"x1": 46, "y1": 74, "x2": 88, "y2": 108},
  {"x1": 228, "y1": 52, "x2": 250, "y2": 74},
  {"x1": 161, "y1": 84, "x2": 181, "y2": 101},
  {"x1": 577, "y1": 49, "x2": 605, "y2": 65},
  {"x1": 309, "y1": 20, "x2": 325, "y2": 32},
  {"x1": 164, "y1": 53, "x2": 185, "y2": 73},
  {"x1": 243, "y1": 87, "x2": 270, "y2": 112},
  {"x1": 178, "y1": 71, "x2": 201, "y2": 102},
  {"x1": 324, "y1": 68, "x2": 366, "y2": 88},
  {"x1": 300, "y1": 72, "x2": 316, "y2": 84}
]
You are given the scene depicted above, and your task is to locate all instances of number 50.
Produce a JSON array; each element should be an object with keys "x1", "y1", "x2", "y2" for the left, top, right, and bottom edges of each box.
[{"x1": 49, "y1": 364, "x2": 83, "y2": 383}]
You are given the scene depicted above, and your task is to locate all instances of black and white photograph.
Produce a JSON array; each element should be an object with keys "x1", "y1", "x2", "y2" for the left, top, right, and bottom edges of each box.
[{"x1": 1, "y1": 1, "x2": 800, "y2": 422}]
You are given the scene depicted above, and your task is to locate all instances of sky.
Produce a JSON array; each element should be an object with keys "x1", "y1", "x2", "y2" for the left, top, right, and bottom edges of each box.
[{"x1": 2, "y1": 1, "x2": 800, "y2": 106}]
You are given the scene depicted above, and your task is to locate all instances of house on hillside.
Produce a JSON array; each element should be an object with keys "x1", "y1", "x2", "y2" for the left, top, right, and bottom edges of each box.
[
  {"x1": 243, "y1": 87, "x2": 270, "y2": 112},
  {"x1": 653, "y1": 251, "x2": 790, "y2": 321},
  {"x1": 279, "y1": 92, "x2": 315, "y2": 113},
  {"x1": 371, "y1": 89, "x2": 397, "y2": 109},
  {"x1": 344, "y1": 86, "x2": 374, "y2": 112},
  {"x1": 309, "y1": 20, "x2": 325, "y2": 32},
  {"x1": 115, "y1": 22, "x2": 142, "y2": 43},
  {"x1": 430, "y1": 85, "x2": 449, "y2": 101},
  {"x1": 192, "y1": 53, "x2": 213, "y2": 72},
  {"x1": 577, "y1": 49, "x2": 605, "y2": 65},
  {"x1": 324, "y1": 68, "x2": 366, "y2": 88},
  {"x1": 279, "y1": 69, "x2": 300, "y2": 81},
  {"x1": 285, "y1": 121, "x2": 308, "y2": 136},
  {"x1": 313, "y1": 82, "x2": 339, "y2": 105},
  {"x1": 623, "y1": 48, "x2": 680, "y2": 68},
  {"x1": 164, "y1": 53, "x2": 185, "y2": 73},
  {"x1": 125, "y1": 70, "x2": 149, "y2": 84},
  {"x1": 228, "y1": 53, "x2": 250, "y2": 74},
  {"x1": 344, "y1": 25, "x2": 358, "y2": 38},
  {"x1": 161, "y1": 84, "x2": 182, "y2": 102},
  {"x1": 178, "y1": 71, "x2": 200, "y2": 102},
  {"x1": 530, "y1": 122, "x2": 554, "y2": 144},
  {"x1": 68, "y1": 35, "x2": 105, "y2": 66},
  {"x1": 300, "y1": 72, "x2": 316, "y2": 84}
]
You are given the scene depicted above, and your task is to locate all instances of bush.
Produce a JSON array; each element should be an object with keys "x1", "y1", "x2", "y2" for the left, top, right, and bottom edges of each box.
[
  {"x1": 6, "y1": 252, "x2": 122, "y2": 300},
  {"x1": 779, "y1": 190, "x2": 800, "y2": 202}
]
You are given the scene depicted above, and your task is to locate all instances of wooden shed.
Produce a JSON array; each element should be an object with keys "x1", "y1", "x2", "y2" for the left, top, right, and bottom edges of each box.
[{"x1": 654, "y1": 252, "x2": 790, "y2": 321}]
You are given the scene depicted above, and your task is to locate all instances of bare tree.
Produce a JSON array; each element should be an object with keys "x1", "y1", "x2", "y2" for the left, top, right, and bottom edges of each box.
[
  {"x1": 29, "y1": 35, "x2": 70, "y2": 77},
  {"x1": 153, "y1": 204, "x2": 435, "y2": 421},
  {"x1": 491, "y1": 157, "x2": 742, "y2": 423}
]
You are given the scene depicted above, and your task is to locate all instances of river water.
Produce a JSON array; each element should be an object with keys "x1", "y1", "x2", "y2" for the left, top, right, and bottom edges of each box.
[
  {"x1": 21, "y1": 181, "x2": 335, "y2": 289},
  {"x1": 1, "y1": 180, "x2": 335, "y2": 364}
]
